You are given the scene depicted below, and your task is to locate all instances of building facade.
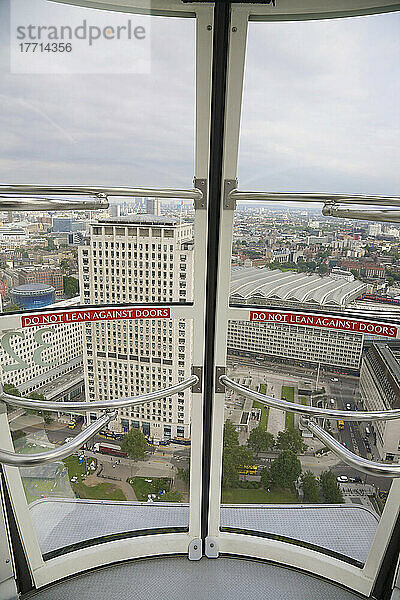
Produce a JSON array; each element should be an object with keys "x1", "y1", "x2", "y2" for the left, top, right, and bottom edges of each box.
[
  {"x1": 360, "y1": 343, "x2": 400, "y2": 461},
  {"x1": 228, "y1": 320, "x2": 363, "y2": 371},
  {"x1": 78, "y1": 216, "x2": 194, "y2": 440},
  {"x1": 0, "y1": 298, "x2": 83, "y2": 398},
  {"x1": 18, "y1": 266, "x2": 64, "y2": 297}
]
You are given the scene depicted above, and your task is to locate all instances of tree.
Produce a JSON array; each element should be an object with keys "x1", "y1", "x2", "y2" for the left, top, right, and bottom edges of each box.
[
  {"x1": 320, "y1": 470, "x2": 344, "y2": 503},
  {"x1": 63, "y1": 276, "x2": 79, "y2": 298},
  {"x1": 159, "y1": 490, "x2": 182, "y2": 502},
  {"x1": 223, "y1": 420, "x2": 239, "y2": 449},
  {"x1": 260, "y1": 466, "x2": 274, "y2": 490},
  {"x1": 4, "y1": 304, "x2": 20, "y2": 312},
  {"x1": 275, "y1": 428, "x2": 308, "y2": 454},
  {"x1": 28, "y1": 392, "x2": 45, "y2": 401},
  {"x1": 120, "y1": 428, "x2": 147, "y2": 460},
  {"x1": 3, "y1": 383, "x2": 21, "y2": 397},
  {"x1": 247, "y1": 426, "x2": 274, "y2": 457},
  {"x1": 60, "y1": 259, "x2": 70, "y2": 272},
  {"x1": 222, "y1": 421, "x2": 254, "y2": 488},
  {"x1": 177, "y1": 460, "x2": 190, "y2": 486},
  {"x1": 26, "y1": 392, "x2": 52, "y2": 421},
  {"x1": 269, "y1": 450, "x2": 302, "y2": 489},
  {"x1": 301, "y1": 470, "x2": 321, "y2": 503}
]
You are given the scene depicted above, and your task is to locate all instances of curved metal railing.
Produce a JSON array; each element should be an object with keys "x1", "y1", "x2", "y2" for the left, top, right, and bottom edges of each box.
[
  {"x1": 301, "y1": 418, "x2": 400, "y2": 477},
  {"x1": 0, "y1": 375, "x2": 198, "y2": 413},
  {"x1": 220, "y1": 375, "x2": 400, "y2": 422},
  {"x1": 219, "y1": 375, "x2": 400, "y2": 478},
  {"x1": 0, "y1": 411, "x2": 115, "y2": 467},
  {"x1": 0, "y1": 375, "x2": 198, "y2": 466}
]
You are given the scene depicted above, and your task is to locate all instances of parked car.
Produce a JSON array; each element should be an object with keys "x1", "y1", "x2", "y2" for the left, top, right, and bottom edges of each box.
[{"x1": 337, "y1": 476, "x2": 348, "y2": 482}]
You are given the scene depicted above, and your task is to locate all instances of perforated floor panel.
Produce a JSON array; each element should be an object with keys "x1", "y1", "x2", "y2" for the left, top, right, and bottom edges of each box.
[
  {"x1": 26, "y1": 556, "x2": 365, "y2": 600},
  {"x1": 29, "y1": 499, "x2": 378, "y2": 563}
]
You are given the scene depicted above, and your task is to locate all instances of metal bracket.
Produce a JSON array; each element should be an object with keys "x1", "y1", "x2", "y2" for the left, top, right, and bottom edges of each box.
[
  {"x1": 205, "y1": 536, "x2": 219, "y2": 558},
  {"x1": 215, "y1": 366, "x2": 226, "y2": 393},
  {"x1": 193, "y1": 178, "x2": 207, "y2": 210},
  {"x1": 223, "y1": 179, "x2": 238, "y2": 210},
  {"x1": 188, "y1": 538, "x2": 202, "y2": 560},
  {"x1": 191, "y1": 366, "x2": 203, "y2": 393}
]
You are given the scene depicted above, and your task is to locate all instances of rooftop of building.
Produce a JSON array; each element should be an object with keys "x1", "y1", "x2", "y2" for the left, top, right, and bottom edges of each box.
[
  {"x1": 96, "y1": 215, "x2": 178, "y2": 226},
  {"x1": 372, "y1": 342, "x2": 400, "y2": 392},
  {"x1": 11, "y1": 283, "x2": 55, "y2": 294},
  {"x1": 230, "y1": 267, "x2": 367, "y2": 307}
]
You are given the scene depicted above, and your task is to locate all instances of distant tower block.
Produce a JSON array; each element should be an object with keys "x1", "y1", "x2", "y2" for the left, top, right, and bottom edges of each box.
[
  {"x1": 146, "y1": 197, "x2": 161, "y2": 216},
  {"x1": 110, "y1": 204, "x2": 121, "y2": 218}
]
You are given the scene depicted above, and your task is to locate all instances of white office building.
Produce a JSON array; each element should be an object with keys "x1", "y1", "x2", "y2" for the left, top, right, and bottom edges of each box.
[
  {"x1": 78, "y1": 216, "x2": 194, "y2": 440},
  {"x1": 360, "y1": 343, "x2": 400, "y2": 462},
  {"x1": 0, "y1": 298, "x2": 83, "y2": 397},
  {"x1": 228, "y1": 268, "x2": 368, "y2": 371}
]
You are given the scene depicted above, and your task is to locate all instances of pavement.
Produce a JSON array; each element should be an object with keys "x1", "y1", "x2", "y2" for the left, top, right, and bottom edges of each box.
[{"x1": 85, "y1": 468, "x2": 138, "y2": 501}]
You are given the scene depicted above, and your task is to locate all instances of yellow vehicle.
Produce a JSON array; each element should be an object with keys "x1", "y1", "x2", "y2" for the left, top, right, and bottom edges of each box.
[
  {"x1": 68, "y1": 420, "x2": 76, "y2": 429},
  {"x1": 337, "y1": 420, "x2": 345, "y2": 430},
  {"x1": 238, "y1": 465, "x2": 257, "y2": 475}
]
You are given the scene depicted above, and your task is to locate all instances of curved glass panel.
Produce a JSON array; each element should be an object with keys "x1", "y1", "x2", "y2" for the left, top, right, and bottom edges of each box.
[
  {"x1": 225, "y1": 12, "x2": 400, "y2": 562},
  {"x1": 0, "y1": 0, "x2": 195, "y2": 188},
  {"x1": 3, "y1": 312, "x2": 193, "y2": 557},
  {"x1": 238, "y1": 13, "x2": 400, "y2": 195},
  {"x1": 224, "y1": 203, "x2": 398, "y2": 564},
  {"x1": 0, "y1": 1, "x2": 198, "y2": 563}
]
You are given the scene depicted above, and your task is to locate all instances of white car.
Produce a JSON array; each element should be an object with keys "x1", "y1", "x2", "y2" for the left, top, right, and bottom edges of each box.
[
  {"x1": 337, "y1": 476, "x2": 348, "y2": 483},
  {"x1": 346, "y1": 403, "x2": 351, "y2": 410},
  {"x1": 331, "y1": 378, "x2": 339, "y2": 382}
]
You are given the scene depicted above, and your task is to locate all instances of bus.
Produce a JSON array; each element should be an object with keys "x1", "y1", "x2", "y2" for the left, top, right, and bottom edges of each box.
[
  {"x1": 171, "y1": 437, "x2": 191, "y2": 446},
  {"x1": 93, "y1": 442, "x2": 128, "y2": 458},
  {"x1": 238, "y1": 465, "x2": 258, "y2": 475},
  {"x1": 337, "y1": 420, "x2": 345, "y2": 430}
]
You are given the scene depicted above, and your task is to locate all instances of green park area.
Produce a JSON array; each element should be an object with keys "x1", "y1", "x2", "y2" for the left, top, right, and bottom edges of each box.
[
  {"x1": 282, "y1": 386, "x2": 295, "y2": 429},
  {"x1": 22, "y1": 453, "x2": 126, "y2": 503},
  {"x1": 64, "y1": 455, "x2": 126, "y2": 501},
  {"x1": 128, "y1": 476, "x2": 182, "y2": 502},
  {"x1": 253, "y1": 384, "x2": 269, "y2": 428},
  {"x1": 64, "y1": 455, "x2": 96, "y2": 479},
  {"x1": 73, "y1": 482, "x2": 126, "y2": 501},
  {"x1": 221, "y1": 487, "x2": 298, "y2": 504}
]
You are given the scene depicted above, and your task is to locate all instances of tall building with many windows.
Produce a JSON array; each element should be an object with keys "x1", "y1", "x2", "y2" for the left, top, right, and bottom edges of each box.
[{"x1": 78, "y1": 216, "x2": 194, "y2": 440}]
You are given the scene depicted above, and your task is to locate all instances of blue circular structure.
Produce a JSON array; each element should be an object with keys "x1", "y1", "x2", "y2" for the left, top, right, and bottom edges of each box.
[{"x1": 11, "y1": 284, "x2": 55, "y2": 310}]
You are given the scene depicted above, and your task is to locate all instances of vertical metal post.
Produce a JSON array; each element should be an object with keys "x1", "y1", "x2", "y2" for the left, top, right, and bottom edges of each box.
[
  {"x1": 205, "y1": 5, "x2": 249, "y2": 545},
  {"x1": 201, "y1": 1, "x2": 231, "y2": 543},
  {"x1": 188, "y1": 4, "x2": 214, "y2": 548}
]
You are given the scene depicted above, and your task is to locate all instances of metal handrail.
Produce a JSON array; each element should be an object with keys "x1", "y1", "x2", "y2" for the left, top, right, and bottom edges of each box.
[
  {"x1": 0, "y1": 194, "x2": 109, "y2": 212},
  {"x1": 229, "y1": 190, "x2": 400, "y2": 208},
  {"x1": 0, "y1": 375, "x2": 198, "y2": 413},
  {"x1": 219, "y1": 375, "x2": 400, "y2": 422},
  {"x1": 0, "y1": 411, "x2": 115, "y2": 467},
  {"x1": 0, "y1": 184, "x2": 203, "y2": 200},
  {"x1": 302, "y1": 418, "x2": 400, "y2": 477},
  {"x1": 322, "y1": 205, "x2": 400, "y2": 223}
]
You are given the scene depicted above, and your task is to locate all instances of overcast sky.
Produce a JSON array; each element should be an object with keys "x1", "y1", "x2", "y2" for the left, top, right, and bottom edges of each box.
[{"x1": 0, "y1": 1, "x2": 399, "y2": 196}]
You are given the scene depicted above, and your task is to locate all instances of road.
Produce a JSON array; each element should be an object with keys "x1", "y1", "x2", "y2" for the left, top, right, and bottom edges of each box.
[{"x1": 329, "y1": 378, "x2": 371, "y2": 459}]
